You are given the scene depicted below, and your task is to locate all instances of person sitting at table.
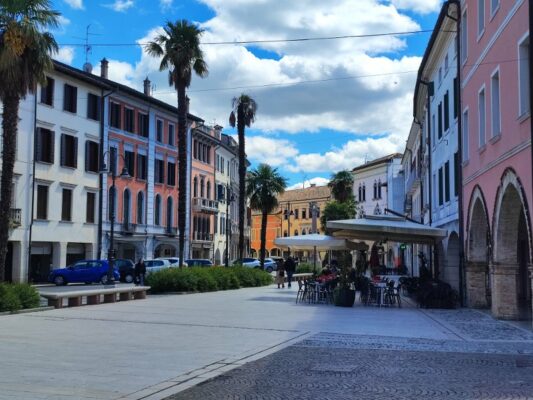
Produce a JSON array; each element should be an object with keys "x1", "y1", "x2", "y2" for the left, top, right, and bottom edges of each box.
[{"x1": 321, "y1": 265, "x2": 332, "y2": 276}]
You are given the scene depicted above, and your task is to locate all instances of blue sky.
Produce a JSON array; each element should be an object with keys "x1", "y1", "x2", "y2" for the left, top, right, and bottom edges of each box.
[{"x1": 53, "y1": 0, "x2": 443, "y2": 189}]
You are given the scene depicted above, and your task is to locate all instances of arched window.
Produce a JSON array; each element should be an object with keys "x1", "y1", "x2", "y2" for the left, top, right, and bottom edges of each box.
[
  {"x1": 123, "y1": 189, "x2": 131, "y2": 224},
  {"x1": 302, "y1": 229, "x2": 306, "y2": 235},
  {"x1": 108, "y1": 186, "x2": 116, "y2": 221},
  {"x1": 283, "y1": 230, "x2": 288, "y2": 237},
  {"x1": 155, "y1": 195, "x2": 161, "y2": 226},
  {"x1": 193, "y1": 177, "x2": 198, "y2": 198},
  {"x1": 200, "y1": 178, "x2": 205, "y2": 198},
  {"x1": 294, "y1": 230, "x2": 298, "y2": 236},
  {"x1": 358, "y1": 185, "x2": 362, "y2": 202},
  {"x1": 377, "y1": 179, "x2": 382, "y2": 199},
  {"x1": 207, "y1": 181, "x2": 211, "y2": 199},
  {"x1": 137, "y1": 191, "x2": 144, "y2": 224},
  {"x1": 373, "y1": 181, "x2": 377, "y2": 200},
  {"x1": 362, "y1": 184, "x2": 366, "y2": 201},
  {"x1": 166, "y1": 197, "x2": 173, "y2": 228}
]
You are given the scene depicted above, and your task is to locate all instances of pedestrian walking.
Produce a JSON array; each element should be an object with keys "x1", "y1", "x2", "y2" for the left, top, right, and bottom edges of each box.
[
  {"x1": 135, "y1": 258, "x2": 146, "y2": 286},
  {"x1": 284, "y1": 256, "x2": 296, "y2": 288},
  {"x1": 276, "y1": 262, "x2": 285, "y2": 289}
]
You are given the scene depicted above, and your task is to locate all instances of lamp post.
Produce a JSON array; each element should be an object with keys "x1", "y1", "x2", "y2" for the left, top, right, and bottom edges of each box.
[
  {"x1": 225, "y1": 185, "x2": 235, "y2": 268},
  {"x1": 284, "y1": 202, "x2": 294, "y2": 256},
  {"x1": 100, "y1": 147, "x2": 130, "y2": 285}
]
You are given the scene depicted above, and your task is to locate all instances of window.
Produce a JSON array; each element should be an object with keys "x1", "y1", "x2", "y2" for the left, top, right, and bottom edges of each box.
[
  {"x1": 453, "y1": 78, "x2": 459, "y2": 119},
  {"x1": 294, "y1": 209, "x2": 299, "y2": 219},
  {"x1": 110, "y1": 102, "x2": 121, "y2": 129},
  {"x1": 40, "y1": 77, "x2": 54, "y2": 106},
  {"x1": 491, "y1": 0, "x2": 499, "y2": 15},
  {"x1": 373, "y1": 181, "x2": 377, "y2": 199},
  {"x1": 123, "y1": 189, "x2": 131, "y2": 224},
  {"x1": 200, "y1": 178, "x2": 205, "y2": 197},
  {"x1": 124, "y1": 108, "x2": 135, "y2": 133},
  {"x1": 138, "y1": 113, "x2": 149, "y2": 137},
  {"x1": 155, "y1": 159, "x2": 165, "y2": 184},
  {"x1": 61, "y1": 188, "x2": 72, "y2": 221},
  {"x1": 438, "y1": 102, "x2": 443, "y2": 139},
  {"x1": 454, "y1": 152, "x2": 459, "y2": 197},
  {"x1": 207, "y1": 181, "x2": 211, "y2": 199},
  {"x1": 444, "y1": 161, "x2": 450, "y2": 203},
  {"x1": 461, "y1": 10, "x2": 468, "y2": 62},
  {"x1": 60, "y1": 134, "x2": 77, "y2": 168},
  {"x1": 519, "y1": 36, "x2": 530, "y2": 116},
  {"x1": 478, "y1": 88, "x2": 486, "y2": 147},
  {"x1": 377, "y1": 179, "x2": 382, "y2": 199},
  {"x1": 35, "y1": 128, "x2": 55, "y2": 163},
  {"x1": 167, "y1": 162, "x2": 176, "y2": 186},
  {"x1": 438, "y1": 67, "x2": 442, "y2": 85},
  {"x1": 463, "y1": 109, "x2": 469, "y2": 161},
  {"x1": 124, "y1": 150, "x2": 135, "y2": 177},
  {"x1": 444, "y1": 91, "x2": 450, "y2": 132},
  {"x1": 166, "y1": 197, "x2": 173, "y2": 228},
  {"x1": 358, "y1": 185, "x2": 362, "y2": 202},
  {"x1": 193, "y1": 140, "x2": 198, "y2": 159},
  {"x1": 491, "y1": 70, "x2": 501, "y2": 137},
  {"x1": 85, "y1": 141, "x2": 99, "y2": 173},
  {"x1": 36, "y1": 185, "x2": 48, "y2": 220},
  {"x1": 362, "y1": 184, "x2": 366, "y2": 202},
  {"x1": 137, "y1": 192, "x2": 144, "y2": 224},
  {"x1": 136, "y1": 154, "x2": 147, "y2": 180},
  {"x1": 444, "y1": 54, "x2": 449, "y2": 72},
  {"x1": 86, "y1": 192, "x2": 96, "y2": 223},
  {"x1": 193, "y1": 177, "x2": 198, "y2": 197},
  {"x1": 87, "y1": 93, "x2": 100, "y2": 121},
  {"x1": 154, "y1": 195, "x2": 161, "y2": 226},
  {"x1": 63, "y1": 84, "x2": 77, "y2": 113},
  {"x1": 438, "y1": 168, "x2": 443, "y2": 206},
  {"x1": 302, "y1": 209, "x2": 307, "y2": 219},
  {"x1": 478, "y1": 0, "x2": 485, "y2": 36},
  {"x1": 432, "y1": 173, "x2": 437, "y2": 211},
  {"x1": 168, "y1": 124, "x2": 175, "y2": 146},
  {"x1": 432, "y1": 114, "x2": 436, "y2": 145},
  {"x1": 156, "y1": 120, "x2": 163, "y2": 142}
]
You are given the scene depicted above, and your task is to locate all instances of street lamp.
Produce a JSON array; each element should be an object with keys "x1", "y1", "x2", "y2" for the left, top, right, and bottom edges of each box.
[
  {"x1": 225, "y1": 185, "x2": 235, "y2": 268},
  {"x1": 284, "y1": 203, "x2": 294, "y2": 256},
  {"x1": 100, "y1": 148, "x2": 130, "y2": 286}
]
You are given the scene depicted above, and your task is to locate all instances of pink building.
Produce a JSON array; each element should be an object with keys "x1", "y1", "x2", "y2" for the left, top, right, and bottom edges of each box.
[{"x1": 461, "y1": 0, "x2": 532, "y2": 321}]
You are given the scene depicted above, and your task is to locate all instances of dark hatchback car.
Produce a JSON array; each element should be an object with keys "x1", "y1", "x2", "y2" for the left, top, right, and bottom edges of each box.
[
  {"x1": 185, "y1": 259, "x2": 214, "y2": 267},
  {"x1": 48, "y1": 260, "x2": 120, "y2": 285},
  {"x1": 115, "y1": 259, "x2": 135, "y2": 283}
]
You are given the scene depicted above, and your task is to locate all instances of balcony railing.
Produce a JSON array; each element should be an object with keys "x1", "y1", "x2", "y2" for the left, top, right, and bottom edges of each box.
[
  {"x1": 165, "y1": 226, "x2": 177, "y2": 237},
  {"x1": 10, "y1": 208, "x2": 21, "y2": 228},
  {"x1": 192, "y1": 232, "x2": 213, "y2": 242},
  {"x1": 122, "y1": 221, "x2": 136, "y2": 235},
  {"x1": 193, "y1": 197, "x2": 219, "y2": 214}
]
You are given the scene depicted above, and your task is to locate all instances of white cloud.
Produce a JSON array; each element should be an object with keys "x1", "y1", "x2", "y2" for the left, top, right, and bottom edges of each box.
[
  {"x1": 287, "y1": 177, "x2": 329, "y2": 190},
  {"x1": 104, "y1": 0, "x2": 134, "y2": 12},
  {"x1": 64, "y1": 0, "x2": 83, "y2": 9},
  {"x1": 160, "y1": 0, "x2": 173, "y2": 10},
  {"x1": 389, "y1": 0, "x2": 442, "y2": 14},
  {"x1": 240, "y1": 136, "x2": 299, "y2": 167},
  {"x1": 55, "y1": 46, "x2": 75, "y2": 64}
]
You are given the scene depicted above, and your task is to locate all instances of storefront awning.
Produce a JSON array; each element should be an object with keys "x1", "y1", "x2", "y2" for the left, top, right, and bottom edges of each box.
[
  {"x1": 326, "y1": 215, "x2": 448, "y2": 244},
  {"x1": 274, "y1": 234, "x2": 368, "y2": 251}
]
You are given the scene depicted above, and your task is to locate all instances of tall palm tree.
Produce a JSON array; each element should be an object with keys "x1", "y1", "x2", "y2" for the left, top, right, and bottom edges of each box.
[
  {"x1": 229, "y1": 94, "x2": 257, "y2": 260},
  {"x1": 328, "y1": 170, "x2": 354, "y2": 203},
  {"x1": 247, "y1": 164, "x2": 287, "y2": 269},
  {"x1": 0, "y1": 0, "x2": 59, "y2": 281},
  {"x1": 146, "y1": 20, "x2": 208, "y2": 268}
]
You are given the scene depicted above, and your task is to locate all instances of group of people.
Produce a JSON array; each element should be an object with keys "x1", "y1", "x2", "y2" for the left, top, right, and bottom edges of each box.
[{"x1": 275, "y1": 256, "x2": 296, "y2": 289}]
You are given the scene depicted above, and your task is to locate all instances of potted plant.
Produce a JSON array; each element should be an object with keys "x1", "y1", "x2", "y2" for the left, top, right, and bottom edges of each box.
[{"x1": 333, "y1": 251, "x2": 355, "y2": 307}]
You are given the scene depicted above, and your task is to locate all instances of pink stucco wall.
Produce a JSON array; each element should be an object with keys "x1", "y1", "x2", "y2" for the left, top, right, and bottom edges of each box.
[{"x1": 462, "y1": 0, "x2": 531, "y2": 239}]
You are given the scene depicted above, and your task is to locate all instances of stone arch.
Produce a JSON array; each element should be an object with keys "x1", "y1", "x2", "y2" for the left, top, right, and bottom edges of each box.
[
  {"x1": 492, "y1": 169, "x2": 532, "y2": 320},
  {"x1": 465, "y1": 185, "x2": 491, "y2": 308},
  {"x1": 154, "y1": 243, "x2": 177, "y2": 258},
  {"x1": 270, "y1": 248, "x2": 281, "y2": 257},
  {"x1": 250, "y1": 248, "x2": 257, "y2": 257}
]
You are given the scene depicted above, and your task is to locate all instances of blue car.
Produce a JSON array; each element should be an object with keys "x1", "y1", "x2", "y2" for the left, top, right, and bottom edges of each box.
[{"x1": 48, "y1": 260, "x2": 120, "y2": 286}]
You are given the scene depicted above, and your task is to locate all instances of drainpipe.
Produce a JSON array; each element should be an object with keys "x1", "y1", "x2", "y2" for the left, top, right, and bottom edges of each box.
[
  {"x1": 529, "y1": 0, "x2": 533, "y2": 265},
  {"x1": 447, "y1": 0, "x2": 465, "y2": 306},
  {"x1": 27, "y1": 92, "x2": 38, "y2": 282}
]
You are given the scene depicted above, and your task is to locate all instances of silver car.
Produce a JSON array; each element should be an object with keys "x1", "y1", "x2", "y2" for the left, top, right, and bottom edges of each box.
[{"x1": 263, "y1": 258, "x2": 277, "y2": 273}]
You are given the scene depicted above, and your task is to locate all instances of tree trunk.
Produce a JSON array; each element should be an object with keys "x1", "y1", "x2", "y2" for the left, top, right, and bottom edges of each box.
[
  {"x1": 0, "y1": 95, "x2": 19, "y2": 282},
  {"x1": 260, "y1": 209, "x2": 268, "y2": 269},
  {"x1": 237, "y1": 104, "x2": 246, "y2": 260},
  {"x1": 177, "y1": 84, "x2": 187, "y2": 268}
]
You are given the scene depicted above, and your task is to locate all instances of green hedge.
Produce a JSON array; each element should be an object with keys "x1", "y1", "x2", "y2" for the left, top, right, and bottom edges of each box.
[
  {"x1": 146, "y1": 266, "x2": 272, "y2": 293},
  {"x1": 296, "y1": 263, "x2": 317, "y2": 274},
  {"x1": 0, "y1": 283, "x2": 41, "y2": 312}
]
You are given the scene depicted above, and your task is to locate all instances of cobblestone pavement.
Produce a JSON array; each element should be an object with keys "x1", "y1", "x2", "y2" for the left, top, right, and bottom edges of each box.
[{"x1": 168, "y1": 332, "x2": 533, "y2": 400}]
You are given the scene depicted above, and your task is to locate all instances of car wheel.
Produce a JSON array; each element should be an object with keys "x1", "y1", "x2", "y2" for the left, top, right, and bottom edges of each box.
[
  {"x1": 100, "y1": 274, "x2": 109, "y2": 284},
  {"x1": 266, "y1": 267, "x2": 273, "y2": 273},
  {"x1": 124, "y1": 273, "x2": 134, "y2": 284},
  {"x1": 54, "y1": 276, "x2": 66, "y2": 286}
]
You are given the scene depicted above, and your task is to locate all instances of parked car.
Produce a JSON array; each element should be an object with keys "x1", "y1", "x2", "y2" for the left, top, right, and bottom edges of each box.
[
  {"x1": 263, "y1": 258, "x2": 277, "y2": 273},
  {"x1": 144, "y1": 259, "x2": 173, "y2": 274},
  {"x1": 230, "y1": 258, "x2": 261, "y2": 268},
  {"x1": 115, "y1": 259, "x2": 135, "y2": 283},
  {"x1": 48, "y1": 260, "x2": 120, "y2": 286},
  {"x1": 155, "y1": 257, "x2": 186, "y2": 268},
  {"x1": 185, "y1": 259, "x2": 213, "y2": 267}
]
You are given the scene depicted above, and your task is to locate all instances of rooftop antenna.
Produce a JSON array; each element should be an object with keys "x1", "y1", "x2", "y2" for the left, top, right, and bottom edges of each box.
[
  {"x1": 72, "y1": 25, "x2": 100, "y2": 72},
  {"x1": 301, "y1": 173, "x2": 308, "y2": 189}
]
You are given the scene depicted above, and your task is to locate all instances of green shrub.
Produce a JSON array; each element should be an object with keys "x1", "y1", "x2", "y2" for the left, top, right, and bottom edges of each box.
[
  {"x1": 10, "y1": 283, "x2": 40, "y2": 309},
  {"x1": 0, "y1": 284, "x2": 22, "y2": 312},
  {"x1": 208, "y1": 267, "x2": 240, "y2": 290},
  {"x1": 296, "y1": 263, "x2": 315, "y2": 274}
]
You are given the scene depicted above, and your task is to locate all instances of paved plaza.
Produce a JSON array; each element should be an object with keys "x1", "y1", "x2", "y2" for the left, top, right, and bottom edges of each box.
[{"x1": 1, "y1": 285, "x2": 532, "y2": 399}]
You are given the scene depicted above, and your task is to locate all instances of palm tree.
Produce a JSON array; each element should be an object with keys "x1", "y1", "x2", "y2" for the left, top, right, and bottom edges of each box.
[
  {"x1": 229, "y1": 94, "x2": 257, "y2": 260},
  {"x1": 0, "y1": 0, "x2": 59, "y2": 281},
  {"x1": 247, "y1": 164, "x2": 287, "y2": 269},
  {"x1": 328, "y1": 170, "x2": 354, "y2": 203},
  {"x1": 146, "y1": 20, "x2": 208, "y2": 268}
]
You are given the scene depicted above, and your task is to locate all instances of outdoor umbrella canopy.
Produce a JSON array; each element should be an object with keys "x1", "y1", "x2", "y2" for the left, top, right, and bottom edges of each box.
[
  {"x1": 274, "y1": 234, "x2": 366, "y2": 251},
  {"x1": 326, "y1": 215, "x2": 448, "y2": 244}
]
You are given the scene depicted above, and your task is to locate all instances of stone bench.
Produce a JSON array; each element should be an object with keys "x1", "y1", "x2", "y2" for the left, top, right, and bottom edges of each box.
[{"x1": 40, "y1": 286, "x2": 150, "y2": 309}]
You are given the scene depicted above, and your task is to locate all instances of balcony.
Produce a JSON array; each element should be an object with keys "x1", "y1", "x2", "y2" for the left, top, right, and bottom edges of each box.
[
  {"x1": 122, "y1": 221, "x2": 136, "y2": 235},
  {"x1": 165, "y1": 226, "x2": 177, "y2": 237},
  {"x1": 193, "y1": 197, "x2": 219, "y2": 214},
  {"x1": 10, "y1": 208, "x2": 21, "y2": 228},
  {"x1": 192, "y1": 232, "x2": 213, "y2": 242}
]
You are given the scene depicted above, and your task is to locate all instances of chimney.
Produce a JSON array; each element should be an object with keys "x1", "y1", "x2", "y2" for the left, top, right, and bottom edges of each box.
[
  {"x1": 100, "y1": 58, "x2": 109, "y2": 79},
  {"x1": 143, "y1": 77, "x2": 151, "y2": 96}
]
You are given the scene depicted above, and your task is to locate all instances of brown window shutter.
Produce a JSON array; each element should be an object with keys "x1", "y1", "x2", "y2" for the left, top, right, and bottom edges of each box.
[
  {"x1": 73, "y1": 136, "x2": 78, "y2": 168},
  {"x1": 72, "y1": 86, "x2": 78, "y2": 114},
  {"x1": 60, "y1": 134, "x2": 66, "y2": 166},
  {"x1": 50, "y1": 131, "x2": 55, "y2": 164},
  {"x1": 35, "y1": 128, "x2": 42, "y2": 161},
  {"x1": 85, "y1": 141, "x2": 90, "y2": 171}
]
